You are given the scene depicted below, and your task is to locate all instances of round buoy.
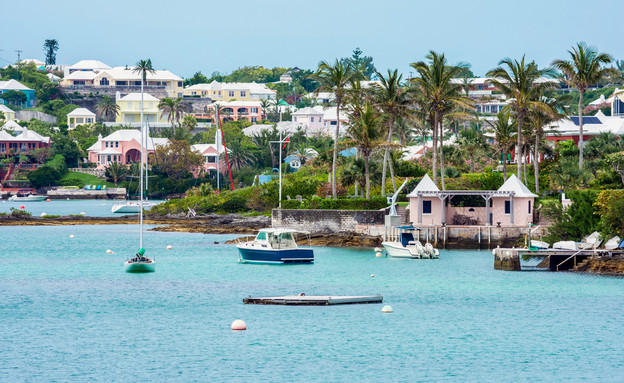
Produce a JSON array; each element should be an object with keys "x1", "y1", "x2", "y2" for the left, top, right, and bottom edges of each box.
[
  {"x1": 382, "y1": 305, "x2": 393, "y2": 313},
  {"x1": 374, "y1": 247, "x2": 382, "y2": 252},
  {"x1": 375, "y1": 252, "x2": 382, "y2": 257},
  {"x1": 46, "y1": 199, "x2": 51, "y2": 202},
  {"x1": 69, "y1": 235, "x2": 75, "y2": 239},
  {"x1": 40, "y1": 212, "x2": 47, "y2": 217},
  {"x1": 66, "y1": 198, "x2": 70, "y2": 200},
  {"x1": 80, "y1": 212, "x2": 86, "y2": 216},
  {"x1": 106, "y1": 249, "x2": 113, "y2": 254},
  {"x1": 231, "y1": 319, "x2": 247, "y2": 331},
  {"x1": 370, "y1": 274, "x2": 375, "y2": 278},
  {"x1": 19, "y1": 205, "x2": 25, "y2": 209},
  {"x1": 166, "y1": 245, "x2": 172, "y2": 250}
]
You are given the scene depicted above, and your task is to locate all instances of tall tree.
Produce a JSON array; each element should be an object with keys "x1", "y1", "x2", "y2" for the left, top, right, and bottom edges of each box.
[
  {"x1": 456, "y1": 127, "x2": 488, "y2": 173},
  {"x1": 345, "y1": 102, "x2": 385, "y2": 199},
  {"x1": 158, "y1": 97, "x2": 191, "y2": 134},
  {"x1": 43, "y1": 39, "x2": 59, "y2": 66},
  {"x1": 95, "y1": 95, "x2": 120, "y2": 122},
  {"x1": 312, "y1": 59, "x2": 353, "y2": 199},
  {"x1": 373, "y1": 69, "x2": 409, "y2": 196},
  {"x1": 486, "y1": 56, "x2": 554, "y2": 181},
  {"x1": 486, "y1": 110, "x2": 517, "y2": 181},
  {"x1": 411, "y1": 51, "x2": 472, "y2": 189},
  {"x1": 552, "y1": 43, "x2": 614, "y2": 169}
]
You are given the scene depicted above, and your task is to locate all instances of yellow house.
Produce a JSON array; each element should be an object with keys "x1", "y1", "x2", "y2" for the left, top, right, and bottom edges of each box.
[
  {"x1": 116, "y1": 93, "x2": 168, "y2": 124},
  {"x1": 183, "y1": 81, "x2": 276, "y2": 101},
  {"x1": 0, "y1": 104, "x2": 16, "y2": 121}
]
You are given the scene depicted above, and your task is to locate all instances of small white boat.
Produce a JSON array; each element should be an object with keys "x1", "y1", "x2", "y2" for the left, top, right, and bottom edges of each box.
[
  {"x1": 382, "y1": 226, "x2": 439, "y2": 259},
  {"x1": 578, "y1": 231, "x2": 602, "y2": 249},
  {"x1": 552, "y1": 240, "x2": 578, "y2": 250},
  {"x1": 112, "y1": 199, "x2": 156, "y2": 213},
  {"x1": 604, "y1": 236, "x2": 621, "y2": 250},
  {"x1": 8, "y1": 194, "x2": 47, "y2": 202},
  {"x1": 530, "y1": 240, "x2": 550, "y2": 250}
]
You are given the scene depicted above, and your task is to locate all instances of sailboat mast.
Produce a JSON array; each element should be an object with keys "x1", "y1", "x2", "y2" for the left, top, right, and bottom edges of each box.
[{"x1": 139, "y1": 70, "x2": 144, "y2": 249}]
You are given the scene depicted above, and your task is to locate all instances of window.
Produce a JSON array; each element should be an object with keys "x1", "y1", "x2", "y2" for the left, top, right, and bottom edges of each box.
[
  {"x1": 133, "y1": 81, "x2": 141, "y2": 86},
  {"x1": 86, "y1": 118, "x2": 92, "y2": 123},
  {"x1": 229, "y1": 91, "x2": 235, "y2": 97},
  {"x1": 505, "y1": 200, "x2": 511, "y2": 214},
  {"x1": 240, "y1": 91, "x2": 246, "y2": 97},
  {"x1": 251, "y1": 117, "x2": 257, "y2": 122},
  {"x1": 330, "y1": 121, "x2": 337, "y2": 125},
  {"x1": 115, "y1": 142, "x2": 119, "y2": 148},
  {"x1": 0, "y1": 143, "x2": 5, "y2": 153},
  {"x1": 528, "y1": 200, "x2": 531, "y2": 213},
  {"x1": 206, "y1": 156, "x2": 217, "y2": 163},
  {"x1": 116, "y1": 81, "x2": 127, "y2": 86},
  {"x1": 100, "y1": 77, "x2": 109, "y2": 86},
  {"x1": 423, "y1": 200, "x2": 432, "y2": 214},
  {"x1": 294, "y1": 117, "x2": 298, "y2": 122},
  {"x1": 256, "y1": 232, "x2": 266, "y2": 240},
  {"x1": 105, "y1": 141, "x2": 109, "y2": 148},
  {"x1": 250, "y1": 107, "x2": 258, "y2": 113},
  {"x1": 310, "y1": 117, "x2": 314, "y2": 122},
  {"x1": 178, "y1": 81, "x2": 182, "y2": 87}
]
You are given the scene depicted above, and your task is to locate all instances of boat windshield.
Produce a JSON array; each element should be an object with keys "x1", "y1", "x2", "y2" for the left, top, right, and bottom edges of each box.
[
  {"x1": 266, "y1": 232, "x2": 298, "y2": 249},
  {"x1": 256, "y1": 232, "x2": 267, "y2": 241}
]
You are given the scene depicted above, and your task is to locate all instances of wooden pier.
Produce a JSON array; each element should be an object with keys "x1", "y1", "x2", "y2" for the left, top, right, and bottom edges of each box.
[
  {"x1": 243, "y1": 295, "x2": 383, "y2": 306},
  {"x1": 493, "y1": 247, "x2": 624, "y2": 271}
]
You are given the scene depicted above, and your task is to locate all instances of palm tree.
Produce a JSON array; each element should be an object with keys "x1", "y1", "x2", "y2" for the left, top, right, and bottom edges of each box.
[
  {"x1": 411, "y1": 51, "x2": 472, "y2": 189},
  {"x1": 224, "y1": 140, "x2": 256, "y2": 171},
  {"x1": 95, "y1": 95, "x2": 120, "y2": 122},
  {"x1": 158, "y1": 97, "x2": 191, "y2": 134},
  {"x1": 552, "y1": 43, "x2": 614, "y2": 169},
  {"x1": 313, "y1": 59, "x2": 353, "y2": 199},
  {"x1": 486, "y1": 56, "x2": 554, "y2": 181},
  {"x1": 486, "y1": 110, "x2": 517, "y2": 180},
  {"x1": 105, "y1": 162, "x2": 128, "y2": 186},
  {"x1": 456, "y1": 127, "x2": 488, "y2": 173},
  {"x1": 373, "y1": 69, "x2": 409, "y2": 196},
  {"x1": 345, "y1": 101, "x2": 384, "y2": 199},
  {"x1": 259, "y1": 99, "x2": 271, "y2": 121}
]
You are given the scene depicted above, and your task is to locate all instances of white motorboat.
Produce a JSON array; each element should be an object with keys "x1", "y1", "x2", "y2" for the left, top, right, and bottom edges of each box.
[
  {"x1": 530, "y1": 240, "x2": 550, "y2": 250},
  {"x1": 604, "y1": 236, "x2": 621, "y2": 250},
  {"x1": 8, "y1": 193, "x2": 47, "y2": 202},
  {"x1": 236, "y1": 228, "x2": 314, "y2": 264},
  {"x1": 382, "y1": 226, "x2": 439, "y2": 259},
  {"x1": 578, "y1": 231, "x2": 602, "y2": 249},
  {"x1": 111, "y1": 199, "x2": 156, "y2": 213},
  {"x1": 552, "y1": 240, "x2": 578, "y2": 250}
]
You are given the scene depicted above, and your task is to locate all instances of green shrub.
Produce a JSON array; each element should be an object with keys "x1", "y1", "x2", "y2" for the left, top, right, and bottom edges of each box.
[
  {"x1": 218, "y1": 196, "x2": 247, "y2": 213},
  {"x1": 27, "y1": 165, "x2": 61, "y2": 188},
  {"x1": 544, "y1": 190, "x2": 600, "y2": 243},
  {"x1": 58, "y1": 177, "x2": 84, "y2": 188}
]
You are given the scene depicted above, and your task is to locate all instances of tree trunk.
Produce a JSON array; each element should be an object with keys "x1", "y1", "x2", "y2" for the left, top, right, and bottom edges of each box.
[
  {"x1": 432, "y1": 112, "x2": 439, "y2": 185},
  {"x1": 332, "y1": 101, "x2": 340, "y2": 200},
  {"x1": 388, "y1": 155, "x2": 397, "y2": 194},
  {"x1": 517, "y1": 114, "x2": 523, "y2": 181},
  {"x1": 503, "y1": 149, "x2": 508, "y2": 181},
  {"x1": 365, "y1": 153, "x2": 370, "y2": 200},
  {"x1": 354, "y1": 149, "x2": 359, "y2": 197},
  {"x1": 523, "y1": 143, "x2": 528, "y2": 186},
  {"x1": 534, "y1": 132, "x2": 540, "y2": 194},
  {"x1": 439, "y1": 119, "x2": 446, "y2": 191},
  {"x1": 578, "y1": 92, "x2": 584, "y2": 170},
  {"x1": 470, "y1": 153, "x2": 475, "y2": 173}
]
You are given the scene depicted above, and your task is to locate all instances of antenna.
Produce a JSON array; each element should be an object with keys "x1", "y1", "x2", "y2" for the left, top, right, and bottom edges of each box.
[{"x1": 15, "y1": 50, "x2": 22, "y2": 62}]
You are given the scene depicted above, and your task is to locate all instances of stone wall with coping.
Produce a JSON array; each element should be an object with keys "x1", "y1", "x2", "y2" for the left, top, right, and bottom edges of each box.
[
  {"x1": 69, "y1": 168, "x2": 106, "y2": 179},
  {"x1": 272, "y1": 209, "x2": 386, "y2": 233}
]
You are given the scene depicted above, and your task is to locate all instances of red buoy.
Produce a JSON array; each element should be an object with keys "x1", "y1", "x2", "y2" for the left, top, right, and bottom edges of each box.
[{"x1": 19, "y1": 205, "x2": 25, "y2": 209}]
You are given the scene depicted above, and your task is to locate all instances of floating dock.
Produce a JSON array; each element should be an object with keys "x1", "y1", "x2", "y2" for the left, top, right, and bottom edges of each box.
[
  {"x1": 493, "y1": 247, "x2": 624, "y2": 271},
  {"x1": 243, "y1": 295, "x2": 383, "y2": 305}
]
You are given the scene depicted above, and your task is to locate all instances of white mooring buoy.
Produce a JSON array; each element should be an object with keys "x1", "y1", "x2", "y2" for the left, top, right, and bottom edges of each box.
[
  {"x1": 69, "y1": 235, "x2": 75, "y2": 239},
  {"x1": 231, "y1": 319, "x2": 247, "y2": 331},
  {"x1": 167, "y1": 245, "x2": 172, "y2": 250},
  {"x1": 382, "y1": 305, "x2": 393, "y2": 313},
  {"x1": 370, "y1": 274, "x2": 375, "y2": 278},
  {"x1": 374, "y1": 247, "x2": 382, "y2": 252},
  {"x1": 375, "y1": 252, "x2": 382, "y2": 257}
]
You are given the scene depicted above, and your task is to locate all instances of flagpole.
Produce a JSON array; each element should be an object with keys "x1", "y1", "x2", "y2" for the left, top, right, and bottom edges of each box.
[{"x1": 270, "y1": 131, "x2": 290, "y2": 209}]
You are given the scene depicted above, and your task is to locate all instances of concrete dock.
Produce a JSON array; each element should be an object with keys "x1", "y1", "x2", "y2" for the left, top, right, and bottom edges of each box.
[
  {"x1": 243, "y1": 295, "x2": 383, "y2": 305},
  {"x1": 493, "y1": 247, "x2": 624, "y2": 271}
]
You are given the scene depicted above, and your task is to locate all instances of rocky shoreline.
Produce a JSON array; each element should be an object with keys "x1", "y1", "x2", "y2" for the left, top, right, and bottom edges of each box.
[{"x1": 573, "y1": 256, "x2": 624, "y2": 276}]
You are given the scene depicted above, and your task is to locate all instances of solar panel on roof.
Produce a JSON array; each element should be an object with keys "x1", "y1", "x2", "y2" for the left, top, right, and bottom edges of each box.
[{"x1": 569, "y1": 116, "x2": 601, "y2": 125}]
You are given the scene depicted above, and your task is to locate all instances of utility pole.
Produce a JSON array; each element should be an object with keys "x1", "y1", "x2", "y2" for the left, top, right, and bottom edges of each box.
[
  {"x1": 15, "y1": 50, "x2": 22, "y2": 63},
  {"x1": 270, "y1": 131, "x2": 291, "y2": 209}
]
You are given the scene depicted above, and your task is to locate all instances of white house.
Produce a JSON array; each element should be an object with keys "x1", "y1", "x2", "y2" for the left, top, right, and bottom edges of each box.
[{"x1": 67, "y1": 108, "x2": 96, "y2": 130}]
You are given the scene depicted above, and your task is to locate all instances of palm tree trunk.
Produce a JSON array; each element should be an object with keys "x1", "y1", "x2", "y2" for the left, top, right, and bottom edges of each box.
[
  {"x1": 534, "y1": 133, "x2": 540, "y2": 194},
  {"x1": 517, "y1": 115, "x2": 523, "y2": 181},
  {"x1": 502, "y1": 149, "x2": 508, "y2": 181},
  {"x1": 432, "y1": 113, "x2": 439, "y2": 185},
  {"x1": 439, "y1": 119, "x2": 446, "y2": 191},
  {"x1": 523, "y1": 144, "x2": 528, "y2": 186},
  {"x1": 578, "y1": 92, "x2": 584, "y2": 170},
  {"x1": 365, "y1": 154, "x2": 370, "y2": 200},
  {"x1": 354, "y1": 149, "x2": 359, "y2": 197},
  {"x1": 388, "y1": 155, "x2": 397, "y2": 194},
  {"x1": 332, "y1": 101, "x2": 340, "y2": 200}
]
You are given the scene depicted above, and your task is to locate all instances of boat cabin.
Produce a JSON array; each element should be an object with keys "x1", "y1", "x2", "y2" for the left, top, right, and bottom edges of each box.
[{"x1": 256, "y1": 229, "x2": 306, "y2": 249}]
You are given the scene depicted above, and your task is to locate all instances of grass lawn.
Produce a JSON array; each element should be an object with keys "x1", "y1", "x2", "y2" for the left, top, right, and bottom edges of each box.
[
  {"x1": 60, "y1": 171, "x2": 116, "y2": 188},
  {"x1": 397, "y1": 202, "x2": 409, "y2": 207}
]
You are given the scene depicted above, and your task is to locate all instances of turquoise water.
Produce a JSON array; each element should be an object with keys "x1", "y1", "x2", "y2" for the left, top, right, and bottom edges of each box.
[
  {"x1": 1, "y1": 225, "x2": 623, "y2": 382},
  {"x1": 0, "y1": 199, "x2": 164, "y2": 217}
]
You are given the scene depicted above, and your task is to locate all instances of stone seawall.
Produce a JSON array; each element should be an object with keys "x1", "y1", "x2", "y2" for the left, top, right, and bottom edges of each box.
[
  {"x1": 272, "y1": 209, "x2": 385, "y2": 233},
  {"x1": 47, "y1": 188, "x2": 126, "y2": 200},
  {"x1": 68, "y1": 168, "x2": 106, "y2": 178}
]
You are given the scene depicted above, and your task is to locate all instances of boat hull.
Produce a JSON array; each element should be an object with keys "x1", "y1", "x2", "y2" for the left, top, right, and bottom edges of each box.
[
  {"x1": 124, "y1": 260, "x2": 156, "y2": 273},
  {"x1": 9, "y1": 195, "x2": 47, "y2": 202},
  {"x1": 382, "y1": 242, "x2": 420, "y2": 258},
  {"x1": 237, "y1": 246, "x2": 314, "y2": 264},
  {"x1": 112, "y1": 202, "x2": 156, "y2": 214}
]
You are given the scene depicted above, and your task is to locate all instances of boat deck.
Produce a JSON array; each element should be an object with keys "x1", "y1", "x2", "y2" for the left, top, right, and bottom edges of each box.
[{"x1": 243, "y1": 295, "x2": 383, "y2": 305}]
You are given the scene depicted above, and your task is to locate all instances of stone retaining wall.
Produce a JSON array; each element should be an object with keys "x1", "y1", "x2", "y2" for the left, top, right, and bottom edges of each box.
[
  {"x1": 47, "y1": 188, "x2": 126, "y2": 200},
  {"x1": 272, "y1": 209, "x2": 386, "y2": 233},
  {"x1": 69, "y1": 168, "x2": 106, "y2": 179}
]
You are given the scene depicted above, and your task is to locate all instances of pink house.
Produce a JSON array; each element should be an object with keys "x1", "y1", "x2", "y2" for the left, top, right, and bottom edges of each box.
[
  {"x1": 87, "y1": 129, "x2": 169, "y2": 168},
  {"x1": 407, "y1": 174, "x2": 536, "y2": 227}
]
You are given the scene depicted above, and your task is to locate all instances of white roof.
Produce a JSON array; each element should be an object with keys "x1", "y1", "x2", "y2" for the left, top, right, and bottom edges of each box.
[
  {"x1": 0, "y1": 79, "x2": 31, "y2": 91},
  {"x1": 497, "y1": 174, "x2": 537, "y2": 198},
  {"x1": 191, "y1": 143, "x2": 223, "y2": 154},
  {"x1": 64, "y1": 71, "x2": 99, "y2": 81},
  {"x1": 99, "y1": 129, "x2": 169, "y2": 150},
  {"x1": 0, "y1": 130, "x2": 14, "y2": 140},
  {"x1": 186, "y1": 81, "x2": 276, "y2": 95},
  {"x1": 545, "y1": 114, "x2": 624, "y2": 137},
  {"x1": 9, "y1": 127, "x2": 50, "y2": 143},
  {"x1": 67, "y1": 108, "x2": 96, "y2": 117},
  {"x1": 19, "y1": 59, "x2": 45, "y2": 66},
  {"x1": 2, "y1": 120, "x2": 24, "y2": 131},
  {"x1": 105, "y1": 67, "x2": 182, "y2": 81},
  {"x1": 407, "y1": 174, "x2": 440, "y2": 197},
  {"x1": 292, "y1": 107, "x2": 323, "y2": 116},
  {"x1": 69, "y1": 60, "x2": 111, "y2": 70},
  {"x1": 214, "y1": 100, "x2": 262, "y2": 107},
  {"x1": 0, "y1": 104, "x2": 14, "y2": 113},
  {"x1": 243, "y1": 122, "x2": 307, "y2": 137},
  {"x1": 119, "y1": 93, "x2": 160, "y2": 102}
]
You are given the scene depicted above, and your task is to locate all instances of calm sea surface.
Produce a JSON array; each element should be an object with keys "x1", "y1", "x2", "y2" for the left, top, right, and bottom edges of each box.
[
  {"x1": 0, "y1": 225, "x2": 622, "y2": 382},
  {"x1": 0, "y1": 199, "x2": 164, "y2": 217}
]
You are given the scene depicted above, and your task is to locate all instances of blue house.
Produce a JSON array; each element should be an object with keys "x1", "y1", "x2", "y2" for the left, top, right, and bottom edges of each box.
[{"x1": 0, "y1": 79, "x2": 36, "y2": 108}]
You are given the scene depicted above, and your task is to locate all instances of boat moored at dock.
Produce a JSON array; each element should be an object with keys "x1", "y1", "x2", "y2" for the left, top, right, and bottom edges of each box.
[
  {"x1": 382, "y1": 225, "x2": 439, "y2": 259},
  {"x1": 236, "y1": 228, "x2": 314, "y2": 264}
]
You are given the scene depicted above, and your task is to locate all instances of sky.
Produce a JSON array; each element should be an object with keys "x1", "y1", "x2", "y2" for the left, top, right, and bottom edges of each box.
[{"x1": 2, "y1": 0, "x2": 623, "y2": 79}]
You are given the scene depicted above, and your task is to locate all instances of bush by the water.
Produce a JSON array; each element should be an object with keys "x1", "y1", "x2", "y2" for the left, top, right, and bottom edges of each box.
[{"x1": 544, "y1": 190, "x2": 600, "y2": 243}]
